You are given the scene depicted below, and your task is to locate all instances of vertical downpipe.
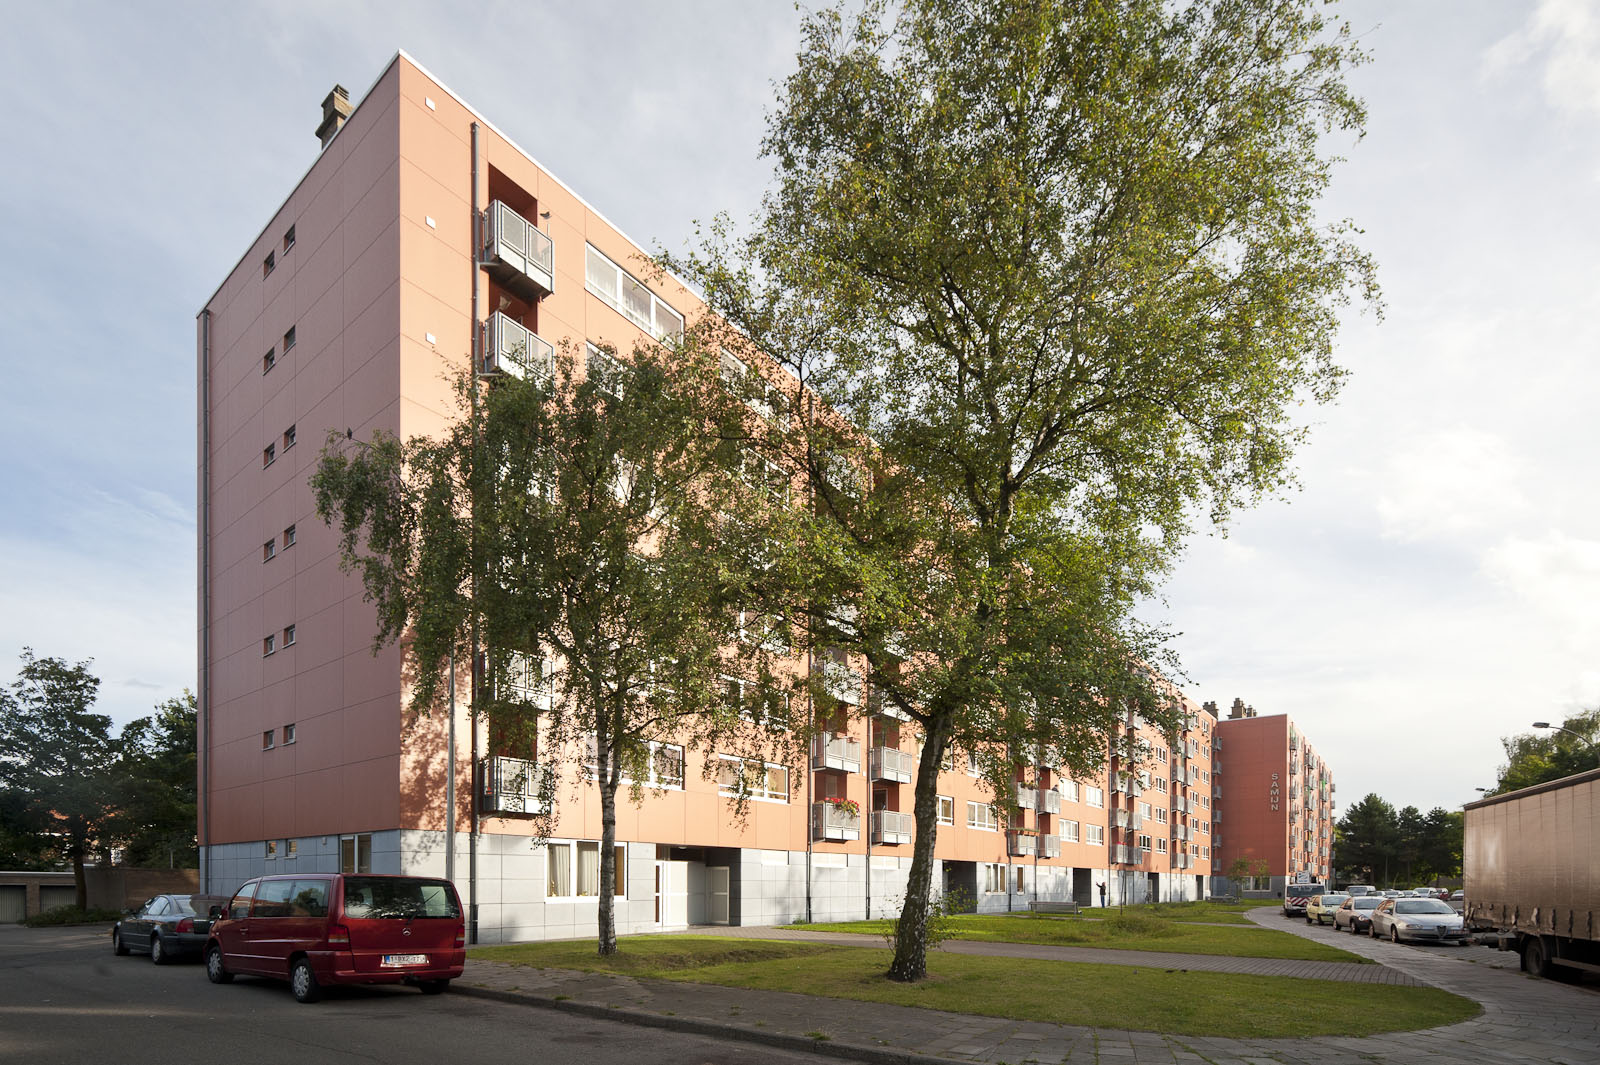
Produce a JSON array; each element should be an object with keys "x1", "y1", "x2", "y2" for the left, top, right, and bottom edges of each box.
[
  {"x1": 199, "y1": 308, "x2": 213, "y2": 894},
  {"x1": 864, "y1": 715, "x2": 872, "y2": 921},
  {"x1": 468, "y1": 120, "x2": 481, "y2": 944}
]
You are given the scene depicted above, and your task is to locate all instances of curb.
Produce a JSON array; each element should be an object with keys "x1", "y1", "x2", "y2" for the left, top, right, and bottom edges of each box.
[{"x1": 452, "y1": 982, "x2": 973, "y2": 1065}]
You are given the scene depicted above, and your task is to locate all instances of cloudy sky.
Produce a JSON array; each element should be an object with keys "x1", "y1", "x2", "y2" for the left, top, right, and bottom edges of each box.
[{"x1": 1, "y1": 1, "x2": 1595, "y2": 816}]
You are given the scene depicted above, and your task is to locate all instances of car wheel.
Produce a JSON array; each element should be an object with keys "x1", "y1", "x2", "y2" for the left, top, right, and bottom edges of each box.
[
  {"x1": 1368, "y1": 923, "x2": 1378, "y2": 938},
  {"x1": 291, "y1": 958, "x2": 321, "y2": 1004},
  {"x1": 1390, "y1": 926, "x2": 1401, "y2": 944},
  {"x1": 113, "y1": 930, "x2": 129, "y2": 956},
  {"x1": 205, "y1": 944, "x2": 233, "y2": 984},
  {"x1": 418, "y1": 979, "x2": 449, "y2": 995},
  {"x1": 150, "y1": 935, "x2": 167, "y2": 965}
]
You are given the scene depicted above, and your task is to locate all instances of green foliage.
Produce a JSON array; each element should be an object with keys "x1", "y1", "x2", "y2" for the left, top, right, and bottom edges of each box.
[
  {"x1": 1334, "y1": 795, "x2": 1460, "y2": 886},
  {"x1": 677, "y1": 0, "x2": 1374, "y2": 983},
  {"x1": 313, "y1": 328, "x2": 793, "y2": 956},
  {"x1": 0, "y1": 651, "x2": 116, "y2": 907},
  {"x1": 1492, "y1": 709, "x2": 1600, "y2": 794},
  {"x1": 112, "y1": 692, "x2": 198, "y2": 868},
  {"x1": 22, "y1": 906, "x2": 124, "y2": 927}
]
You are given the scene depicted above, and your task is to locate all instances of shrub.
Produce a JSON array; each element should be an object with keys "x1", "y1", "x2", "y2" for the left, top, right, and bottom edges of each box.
[{"x1": 23, "y1": 905, "x2": 124, "y2": 928}]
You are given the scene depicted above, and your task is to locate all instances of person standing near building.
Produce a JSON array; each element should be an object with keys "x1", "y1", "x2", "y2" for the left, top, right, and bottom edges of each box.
[{"x1": 1097, "y1": 881, "x2": 1106, "y2": 907}]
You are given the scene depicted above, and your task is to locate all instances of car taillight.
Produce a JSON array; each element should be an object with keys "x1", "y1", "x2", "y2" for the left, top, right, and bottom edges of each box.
[
  {"x1": 454, "y1": 925, "x2": 465, "y2": 948},
  {"x1": 174, "y1": 917, "x2": 193, "y2": 933},
  {"x1": 327, "y1": 923, "x2": 351, "y2": 946}
]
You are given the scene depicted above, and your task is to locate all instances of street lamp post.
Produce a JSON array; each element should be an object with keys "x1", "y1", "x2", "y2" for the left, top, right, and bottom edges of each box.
[{"x1": 1532, "y1": 722, "x2": 1593, "y2": 746}]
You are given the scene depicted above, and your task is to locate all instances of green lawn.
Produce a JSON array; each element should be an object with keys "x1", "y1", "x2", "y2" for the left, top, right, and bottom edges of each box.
[
  {"x1": 780, "y1": 910, "x2": 1367, "y2": 963},
  {"x1": 470, "y1": 936, "x2": 1477, "y2": 1039}
]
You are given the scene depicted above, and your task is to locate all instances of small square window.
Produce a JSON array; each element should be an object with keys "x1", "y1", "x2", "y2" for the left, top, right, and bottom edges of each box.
[
  {"x1": 283, "y1": 723, "x2": 296, "y2": 744},
  {"x1": 286, "y1": 839, "x2": 298, "y2": 858},
  {"x1": 263, "y1": 443, "x2": 276, "y2": 467},
  {"x1": 283, "y1": 326, "x2": 296, "y2": 351},
  {"x1": 283, "y1": 225, "x2": 296, "y2": 253},
  {"x1": 283, "y1": 524, "x2": 297, "y2": 548},
  {"x1": 263, "y1": 539, "x2": 276, "y2": 562},
  {"x1": 263, "y1": 634, "x2": 276, "y2": 656},
  {"x1": 263, "y1": 728, "x2": 276, "y2": 749},
  {"x1": 263, "y1": 348, "x2": 276, "y2": 374},
  {"x1": 262, "y1": 251, "x2": 275, "y2": 278},
  {"x1": 283, "y1": 624, "x2": 296, "y2": 647},
  {"x1": 283, "y1": 424, "x2": 296, "y2": 449},
  {"x1": 265, "y1": 839, "x2": 278, "y2": 858}
]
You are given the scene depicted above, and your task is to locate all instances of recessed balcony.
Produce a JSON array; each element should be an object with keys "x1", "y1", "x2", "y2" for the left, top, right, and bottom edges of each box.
[
  {"x1": 871, "y1": 810, "x2": 913, "y2": 845},
  {"x1": 483, "y1": 200, "x2": 554, "y2": 300},
  {"x1": 810, "y1": 734, "x2": 862, "y2": 774},
  {"x1": 811, "y1": 801, "x2": 860, "y2": 842},
  {"x1": 482, "y1": 312, "x2": 554, "y2": 379},
  {"x1": 479, "y1": 755, "x2": 549, "y2": 816},
  {"x1": 1006, "y1": 829, "x2": 1038, "y2": 857},
  {"x1": 820, "y1": 660, "x2": 863, "y2": 705},
  {"x1": 869, "y1": 745, "x2": 913, "y2": 783}
]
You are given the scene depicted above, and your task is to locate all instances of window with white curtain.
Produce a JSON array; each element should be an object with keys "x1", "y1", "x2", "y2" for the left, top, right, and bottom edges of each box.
[
  {"x1": 547, "y1": 843, "x2": 571, "y2": 898},
  {"x1": 585, "y1": 244, "x2": 684, "y2": 341}
]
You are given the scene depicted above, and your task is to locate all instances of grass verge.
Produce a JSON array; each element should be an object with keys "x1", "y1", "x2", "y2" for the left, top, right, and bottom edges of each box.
[
  {"x1": 470, "y1": 936, "x2": 1477, "y2": 1038},
  {"x1": 781, "y1": 911, "x2": 1367, "y2": 963}
]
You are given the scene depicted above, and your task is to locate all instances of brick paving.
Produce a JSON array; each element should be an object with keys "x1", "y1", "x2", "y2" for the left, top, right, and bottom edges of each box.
[{"x1": 456, "y1": 906, "x2": 1600, "y2": 1064}]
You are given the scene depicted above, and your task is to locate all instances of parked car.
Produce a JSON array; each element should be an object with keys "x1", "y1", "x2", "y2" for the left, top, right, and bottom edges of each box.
[
  {"x1": 205, "y1": 873, "x2": 465, "y2": 1003},
  {"x1": 112, "y1": 894, "x2": 228, "y2": 964},
  {"x1": 1449, "y1": 890, "x2": 1465, "y2": 902},
  {"x1": 1369, "y1": 897, "x2": 1468, "y2": 944},
  {"x1": 1334, "y1": 895, "x2": 1384, "y2": 934},
  {"x1": 1344, "y1": 884, "x2": 1375, "y2": 897},
  {"x1": 1305, "y1": 893, "x2": 1349, "y2": 926}
]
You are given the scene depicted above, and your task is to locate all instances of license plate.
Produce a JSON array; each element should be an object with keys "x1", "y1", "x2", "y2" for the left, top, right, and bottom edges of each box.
[{"x1": 382, "y1": 954, "x2": 428, "y2": 967}]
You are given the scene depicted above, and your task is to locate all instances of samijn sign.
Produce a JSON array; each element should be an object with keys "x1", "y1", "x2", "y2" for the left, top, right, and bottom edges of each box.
[{"x1": 1269, "y1": 772, "x2": 1280, "y2": 812}]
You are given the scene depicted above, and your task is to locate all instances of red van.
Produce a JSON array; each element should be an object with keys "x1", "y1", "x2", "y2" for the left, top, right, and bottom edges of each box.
[{"x1": 205, "y1": 873, "x2": 465, "y2": 1003}]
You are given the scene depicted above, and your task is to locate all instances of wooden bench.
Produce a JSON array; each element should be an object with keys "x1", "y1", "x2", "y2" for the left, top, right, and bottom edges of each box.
[{"x1": 1027, "y1": 900, "x2": 1082, "y2": 916}]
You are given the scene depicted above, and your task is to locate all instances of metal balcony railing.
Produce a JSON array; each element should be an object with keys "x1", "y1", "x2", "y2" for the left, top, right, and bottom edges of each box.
[
  {"x1": 1037, "y1": 788, "x2": 1061, "y2": 814},
  {"x1": 811, "y1": 801, "x2": 861, "y2": 842},
  {"x1": 1006, "y1": 829, "x2": 1038, "y2": 857},
  {"x1": 479, "y1": 755, "x2": 548, "y2": 816},
  {"x1": 1040, "y1": 833, "x2": 1061, "y2": 859},
  {"x1": 1112, "y1": 809, "x2": 1143, "y2": 830},
  {"x1": 869, "y1": 746, "x2": 913, "y2": 784},
  {"x1": 810, "y1": 734, "x2": 862, "y2": 774},
  {"x1": 820, "y1": 660, "x2": 863, "y2": 705},
  {"x1": 482, "y1": 311, "x2": 554, "y2": 380},
  {"x1": 1014, "y1": 783, "x2": 1037, "y2": 810},
  {"x1": 872, "y1": 809, "x2": 913, "y2": 845},
  {"x1": 483, "y1": 200, "x2": 555, "y2": 299}
]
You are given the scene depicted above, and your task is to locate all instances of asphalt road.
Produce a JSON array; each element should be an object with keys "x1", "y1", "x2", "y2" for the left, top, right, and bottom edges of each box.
[{"x1": 0, "y1": 924, "x2": 830, "y2": 1065}]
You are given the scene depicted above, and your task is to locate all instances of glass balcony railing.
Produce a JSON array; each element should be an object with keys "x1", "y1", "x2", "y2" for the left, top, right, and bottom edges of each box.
[
  {"x1": 484, "y1": 200, "x2": 555, "y2": 299},
  {"x1": 482, "y1": 311, "x2": 554, "y2": 379}
]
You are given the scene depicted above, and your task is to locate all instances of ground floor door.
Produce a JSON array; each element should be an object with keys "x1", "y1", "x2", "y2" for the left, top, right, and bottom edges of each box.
[
  {"x1": 654, "y1": 861, "x2": 689, "y2": 929},
  {"x1": 0, "y1": 886, "x2": 23, "y2": 923},
  {"x1": 707, "y1": 866, "x2": 730, "y2": 924}
]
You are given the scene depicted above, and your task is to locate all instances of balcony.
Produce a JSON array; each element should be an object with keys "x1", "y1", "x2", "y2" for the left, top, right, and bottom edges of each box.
[
  {"x1": 810, "y1": 734, "x2": 862, "y2": 774},
  {"x1": 1114, "y1": 776, "x2": 1143, "y2": 797},
  {"x1": 1112, "y1": 844, "x2": 1146, "y2": 865},
  {"x1": 1006, "y1": 829, "x2": 1038, "y2": 857},
  {"x1": 811, "y1": 801, "x2": 861, "y2": 842},
  {"x1": 1040, "y1": 833, "x2": 1061, "y2": 859},
  {"x1": 1112, "y1": 809, "x2": 1143, "y2": 830},
  {"x1": 1175, "y1": 851, "x2": 1192, "y2": 869},
  {"x1": 820, "y1": 660, "x2": 863, "y2": 705},
  {"x1": 479, "y1": 755, "x2": 548, "y2": 816},
  {"x1": 869, "y1": 745, "x2": 914, "y2": 784},
  {"x1": 1173, "y1": 824, "x2": 1190, "y2": 842},
  {"x1": 482, "y1": 311, "x2": 554, "y2": 380},
  {"x1": 483, "y1": 200, "x2": 555, "y2": 300},
  {"x1": 1037, "y1": 787, "x2": 1061, "y2": 814},
  {"x1": 871, "y1": 809, "x2": 913, "y2": 845},
  {"x1": 1014, "y1": 783, "x2": 1037, "y2": 810}
]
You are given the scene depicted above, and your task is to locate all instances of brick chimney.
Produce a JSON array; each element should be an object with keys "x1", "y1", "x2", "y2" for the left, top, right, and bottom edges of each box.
[{"x1": 316, "y1": 85, "x2": 352, "y2": 149}]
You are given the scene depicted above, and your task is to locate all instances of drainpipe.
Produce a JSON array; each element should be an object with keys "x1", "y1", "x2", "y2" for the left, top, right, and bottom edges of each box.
[
  {"x1": 864, "y1": 715, "x2": 871, "y2": 921},
  {"x1": 199, "y1": 309, "x2": 213, "y2": 894},
  {"x1": 468, "y1": 120, "x2": 481, "y2": 944}
]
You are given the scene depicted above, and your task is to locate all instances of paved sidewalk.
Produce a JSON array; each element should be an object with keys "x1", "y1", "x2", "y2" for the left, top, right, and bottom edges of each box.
[{"x1": 455, "y1": 908, "x2": 1600, "y2": 1064}]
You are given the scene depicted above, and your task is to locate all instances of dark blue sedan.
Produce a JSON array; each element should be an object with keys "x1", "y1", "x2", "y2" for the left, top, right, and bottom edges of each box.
[{"x1": 112, "y1": 894, "x2": 228, "y2": 964}]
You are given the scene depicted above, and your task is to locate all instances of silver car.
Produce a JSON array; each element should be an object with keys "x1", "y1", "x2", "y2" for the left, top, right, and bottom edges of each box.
[
  {"x1": 1369, "y1": 897, "x2": 1468, "y2": 944},
  {"x1": 1334, "y1": 894, "x2": 1384, "y2": 933}
]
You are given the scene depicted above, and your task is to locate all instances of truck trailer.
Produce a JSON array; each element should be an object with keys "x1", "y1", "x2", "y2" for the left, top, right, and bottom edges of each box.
[{"x1": 1463, "y1": 766, "x2": 1600, "y2": 978}]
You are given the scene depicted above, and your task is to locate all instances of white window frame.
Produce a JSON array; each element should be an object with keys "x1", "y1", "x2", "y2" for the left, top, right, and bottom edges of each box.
[
  {"x1": 1061, "y1": 818, "x2": 1080, "y2": 843},
  {"x1": 1085, "y1": 786, "x2": 1104, "y2": 809},
  {"x1": 1086, "y1": 824, "x2": 1105, "y2": 846},
  {"x1": 966, "y1": 801, "x2": 998, "y2": 831},
  {"x1": 1059, "y1": 779, "x2": 1079, "y2": 803},
  {"x1": 585, "y1": 243, "x2": 684, "y2": 341},
  {"x1": 936, "y1": 795, "x2": 954, "y2": 825},
  {"x1": 716, "y1": 755, "x2": 789, "y2": 802}
]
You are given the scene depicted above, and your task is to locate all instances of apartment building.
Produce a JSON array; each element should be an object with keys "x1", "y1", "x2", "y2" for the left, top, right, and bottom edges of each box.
[
  {"x1": 197, "y1": 52, "x2": 1224, "y2": 943},
  {"x1": 1209, "y1": 699, "x2": 1336, "y2": 894}
]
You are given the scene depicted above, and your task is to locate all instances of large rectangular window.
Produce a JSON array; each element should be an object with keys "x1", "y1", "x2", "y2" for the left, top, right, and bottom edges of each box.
[
  {"x1": 1086, "y1": 824, "x2": 1105, "y2": 846},
  {"x1": 936, "y1": 795, "x2": 954, "y2": 825},
  {"x1": 547, "y1": 842, "x2": 572, "y2": 898},
  {"x1": 576, "y1": 841, "x2": 626, "y2": 897},
  {"x1": 585, "y1": 244, "x2": 684, "y2": 341},
  {"x1": 966, "y1": 801, "x2": 997, "y2": 831},
  {"x1": 1085, "y1": 786, "x2": 1104, "y2": 809},
  {"x1": 716, "y1": 755, "x2": 788, "y2": 801},
  {"x1": 1061, "y1": 819, "x2": 1080, "y2": 843},
  {"x1": 339, "y1": 833, "x2": 372, "y2": 874}
]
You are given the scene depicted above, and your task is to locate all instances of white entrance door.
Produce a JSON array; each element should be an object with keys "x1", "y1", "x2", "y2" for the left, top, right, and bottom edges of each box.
[
  {"x1": 708, "y1": 866, "x2": 730, "y2": 924},
  {"x1": 654, "y1": 861, "x2": 689, "y2": 929}
]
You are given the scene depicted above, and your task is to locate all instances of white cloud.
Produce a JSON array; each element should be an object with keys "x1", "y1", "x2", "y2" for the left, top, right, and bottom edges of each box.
[
  {"x1": 1374, "y1": 427, "x2": 1529, "y2": 544},
  {"x1": 1483, "y1": 531, "x2": 1600, "y2": 645},
  {"x1": 1484, "y1": 0, "x2": 1600, "y2": 118}
]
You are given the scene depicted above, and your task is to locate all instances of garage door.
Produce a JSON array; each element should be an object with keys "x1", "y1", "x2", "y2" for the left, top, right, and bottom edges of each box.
[
  {"x1": 0, "y1": 886, "x2": 23, "y2": 923},
  {"x1": 39, "y1": 886, "x2": 76, "y2": 913}
]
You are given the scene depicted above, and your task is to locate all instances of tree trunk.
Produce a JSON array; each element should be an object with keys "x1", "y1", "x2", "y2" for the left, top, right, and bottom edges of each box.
[
  {"x1": 887, "y1": 721, "x2": 948, "y2": 982},
  {"x1": 596, "y1": 708, "x2": 619, "y2": 956},
  {"x1": 71, "y1": 828, "x2": 87, "y2": 911}
]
